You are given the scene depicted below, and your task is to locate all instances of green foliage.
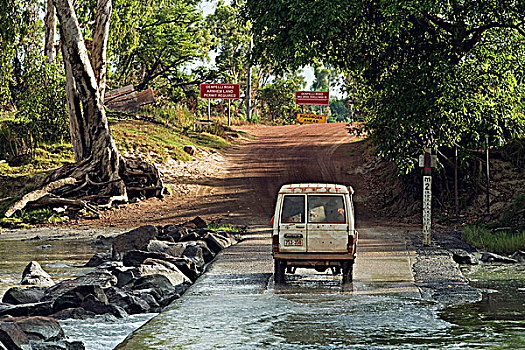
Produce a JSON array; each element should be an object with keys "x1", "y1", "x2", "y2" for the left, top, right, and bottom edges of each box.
[
  {"x1": 259, "y1": 74, "x2": 304, "y2": 122},
  {"x1": 247, "y1": 0, "x2": 525, "y2": 173},
  {"x1": 110, "y1": 0, "x2": 212, "y2": 94},
  {"x1": 0, "y1": 208, "x2": 68, "y2": 229},
  {"x1": 328, "y1": 99, "x2": 351, "y2": 123},
  {"x1": 463, "y1": 195, "x2": 525, "y2": 254},
  {"x1": 207, "y1": 223, "x2": 244, "y2": 233},
  {"x1": 0, "y1": 53, "x2": 68, "y2": 160},
  {"x1": 0, "y1": 142, "x2": 74, "y2": 177},
  {"x1": 462, "y1": 225, "x2": 525, "y2": 255}
]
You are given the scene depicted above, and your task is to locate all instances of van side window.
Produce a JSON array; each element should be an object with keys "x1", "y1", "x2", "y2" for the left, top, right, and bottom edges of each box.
[
  {"x1": 281, "y1": 195, "x2": 305, "y2": 223},
  {"x1": 308, "y1": 195, "x2": 346, "y2": 223}
]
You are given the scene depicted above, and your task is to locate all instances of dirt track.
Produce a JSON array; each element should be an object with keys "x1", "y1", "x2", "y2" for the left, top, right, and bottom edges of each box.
[{"x1": 87, "y1": 123, "x2": 382, "y2": 228}]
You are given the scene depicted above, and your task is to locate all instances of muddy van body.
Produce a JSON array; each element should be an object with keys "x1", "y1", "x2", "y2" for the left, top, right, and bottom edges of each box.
[{"x1": 272, "y1": 183, "x2": 358, "y2": 283}]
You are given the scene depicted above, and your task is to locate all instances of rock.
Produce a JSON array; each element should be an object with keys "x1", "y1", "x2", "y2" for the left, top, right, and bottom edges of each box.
[
  {"x1": 0, "y1": 322, "x2": 31, "y2": 350},
  {"x1": 190, "y1": 216, "x2": 207, "y2": 229},
  {"x1": 80, "y1": 295, "x2": 127, "y2": 318},
  {"x1": 510, "y1": 250, "x2": 525, "y2": 263},
  {"x1": 450, "y1": 249, "x2": 479, "y2": 265},
  {"x1": 179, "y1": 231, "x2": 201, "y2": 242},
  {"x1": 131, "y1": 275, "x2": 181, "y2": 307},
  {"x1": 90, "y1": 235, "x2": 113, "y2": 249},
  {"x1": 21, "y1": 262, "x2": 54, "y2": 287},
  {"x1": 83, "y1": 253, "x2": 111, "y2": 268},
  {"x1": 203, "y1": 233, "x2": 229, "y2": 254},
  {"x1": 194, "y1": 241, "x2": 215, "y2": 263},
  {"x1": 137, "y1": 259, "x2": 191, "y2": 288},
  {"x1": 52, "y1": 285, "x2": 107, "y2": 313},
  {"x1": 3, "y1": 317, "x2": 64, "y2": 342},
  {"x1": 30, "y1": 339, "x2": 85, "y2": 350},
  {"x1": 0, "y1": 302, "x2": 54, "y2": 318},
  {"x1": 122, "y1": 250, "x2": 174, "y2": 267},
  {"x1": 50, "y1": 308, "x2": 96, "y2": 320},
  {"x1": 146, "y1": 240, "x2": 186, "y2": 257},
  {"x1": 182, "y1": 244, "x2": 205, "y2": 271},
  {"x1": 161, "y1": 225, "x2": 189, "y2": 242},
  {"x1": 113, "y1": 267, "x2": 139, "y2": 288},
  {"x1": 2, "y1": 287, "x2": 46, "y2": 305},
  {"x1": 481, "y1": 252, "x2": 518, "y2": 264},
  {"x1": 183, "y1": 145, "x2": 197, "y2": 156},
  {"x1": 138, "y1": 292, "x2": 160, "y2": 312},
  {"x1": 112, "y1": 225, "x2": 158, "y2": 260},
  {"x1": 104, "y1": 288, "x2": 150, "y2": 315}
]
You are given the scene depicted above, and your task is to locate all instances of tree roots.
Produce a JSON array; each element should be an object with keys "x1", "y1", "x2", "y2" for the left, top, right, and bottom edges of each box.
[{"x1": 4, "y1": 156, "x2": 164, "y2": 219}]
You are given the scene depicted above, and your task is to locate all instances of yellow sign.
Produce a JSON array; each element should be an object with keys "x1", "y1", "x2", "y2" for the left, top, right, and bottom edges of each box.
[{"x1": 296, "y1": 113, "x2": 327, "y2": 124}]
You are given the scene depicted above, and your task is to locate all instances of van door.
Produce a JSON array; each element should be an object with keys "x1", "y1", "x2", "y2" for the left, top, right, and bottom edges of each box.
[
  {"x1": 278, "y1": 194, "x2": 307, "y2": 253},
  {"x1": 306, "y1": 195, "x2": 348, "y2": 253}
]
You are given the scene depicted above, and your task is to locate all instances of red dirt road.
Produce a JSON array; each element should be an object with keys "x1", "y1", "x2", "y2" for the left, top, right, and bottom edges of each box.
[{"x1": 88, "y1": 123, "x2": 382, "y2": 228}]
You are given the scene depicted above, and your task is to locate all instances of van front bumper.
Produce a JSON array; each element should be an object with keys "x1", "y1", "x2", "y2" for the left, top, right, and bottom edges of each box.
[{"x1": 273, "y1": 252, "x2": 355, "y2": 260}]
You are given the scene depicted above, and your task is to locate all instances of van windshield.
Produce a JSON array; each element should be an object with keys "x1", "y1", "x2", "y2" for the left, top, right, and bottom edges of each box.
[
  {"x1": 281, "y1": 195, "x2": 305, "y2": 223},
  {"x1": 308, "y1": 195, "x2": 346, "y2": 223}
]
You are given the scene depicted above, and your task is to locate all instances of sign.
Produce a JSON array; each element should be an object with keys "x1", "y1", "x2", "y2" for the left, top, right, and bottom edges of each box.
[
  {"x1": 418, "y1": 154, "x2": 437, "y2": 168},
  {"x1": 297, "y1": 113, "x2": 327, "y2": 124},
  {"x1": 422, "y1": 176, "x2": 432, "y2": 245},
  {"x1": 200, "y1": 84, "x2": 240, "y2": 99},
  {"x1": 295, "y1": 91, "x2": 329, "y2": 105}
]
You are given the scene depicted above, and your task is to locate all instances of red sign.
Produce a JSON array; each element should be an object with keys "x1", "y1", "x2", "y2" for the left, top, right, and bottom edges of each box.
[
  {"x1": 200, "y1": 84, "x2": 240, "y2": 99},
  {"x1": 295, "y1": 91, "x2": 329, "y2": 105}
]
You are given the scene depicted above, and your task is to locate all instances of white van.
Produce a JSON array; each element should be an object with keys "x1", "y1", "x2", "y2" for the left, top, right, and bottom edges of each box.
[{"x1": 271, "y1": 183, "x2": 358, "y2": 283}]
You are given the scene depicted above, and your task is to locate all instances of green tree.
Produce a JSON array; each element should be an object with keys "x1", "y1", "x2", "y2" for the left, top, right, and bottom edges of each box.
[
  {"x1": 111, "y1": 0, "x2": 212, "y2": 94},
  {"x1": 259, "y1": 73, "x2": 304, "y2": 122},
  {"x1": 247, "y1": 0, "x2": 525, "y2": 172}
]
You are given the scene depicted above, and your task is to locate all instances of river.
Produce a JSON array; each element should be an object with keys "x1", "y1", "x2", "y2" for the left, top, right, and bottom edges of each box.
[
  {"x1": 1, "y1": 228, "x2": 523, "y2": 349},
  {"x1": 114, "y1": 230, "x2": 524, "y2": 350}
]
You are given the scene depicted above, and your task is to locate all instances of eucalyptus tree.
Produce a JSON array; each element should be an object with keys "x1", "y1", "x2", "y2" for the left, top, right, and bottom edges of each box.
[
  {"x1": 246, "y1": 0, "x2": 525, "y2": 172},
  {"x1": 5, "y1": 0, "x2": 163, "y2": 217}
]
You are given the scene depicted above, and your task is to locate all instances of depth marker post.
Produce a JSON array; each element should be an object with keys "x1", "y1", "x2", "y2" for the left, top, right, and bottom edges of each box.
[{"x1": 420, "y1": 148, "x2": 435, "y2": 245}]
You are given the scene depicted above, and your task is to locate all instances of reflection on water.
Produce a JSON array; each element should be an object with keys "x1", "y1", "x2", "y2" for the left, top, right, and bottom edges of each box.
[
  {"x1": 440, "y1": 264, "x2": 525, "y2": 349},
  {"x1": 0, "y1": 233, "x2": 103, "y2": 295}
]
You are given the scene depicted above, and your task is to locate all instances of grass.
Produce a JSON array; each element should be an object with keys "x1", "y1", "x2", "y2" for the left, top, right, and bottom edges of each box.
[
  {"x1": 110, "y1": 120, "x2": 230, "y2": 163},
  {"x1": 462, "y1": 225, "x2": 525, "y2": 255},
  {"x1": 0, "y1": 142, "x2": 74, "y2": 177},
  {"x1": 207, "y1": 223, "x2": 245, "y2": 233},
  {"x1": 461, "y1": 194, "x2": 525, "y2": 255},
  {"x1": 0, "y1": 208, "x2": 68, "y2": 229}
]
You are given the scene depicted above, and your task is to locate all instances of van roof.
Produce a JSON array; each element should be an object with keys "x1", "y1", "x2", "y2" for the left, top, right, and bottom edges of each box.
[{"x1": 278, "y1": 183, "x2": 352, "y2": 194}]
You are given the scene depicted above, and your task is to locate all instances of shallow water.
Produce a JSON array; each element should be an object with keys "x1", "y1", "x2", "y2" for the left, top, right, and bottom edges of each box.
[
  {"x1": 2, "y1": 229, "x2": 523, "y2": 350},
  {"x1": 115, "y1": 268, "x2": 525, "y2": 350}
]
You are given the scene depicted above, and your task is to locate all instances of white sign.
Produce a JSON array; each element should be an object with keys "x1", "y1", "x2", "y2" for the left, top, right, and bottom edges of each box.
[{"x1": 422, "y1": 176, "x2": 432, "y2": 245}]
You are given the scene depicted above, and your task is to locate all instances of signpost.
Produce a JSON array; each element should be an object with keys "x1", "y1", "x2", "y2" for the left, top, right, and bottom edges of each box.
[
  {"x1": 199, "y1": 84, "x2": 240, "y2": 125},
  {"x1": 419, "y1": 148, "x2": 436, "y2": 245},
  {"x1": 295, "y1": 91, "x2": 329, "y2": 105},
  {"x1": 297, "y1": 113, "x2": 327, "y2": 124}
]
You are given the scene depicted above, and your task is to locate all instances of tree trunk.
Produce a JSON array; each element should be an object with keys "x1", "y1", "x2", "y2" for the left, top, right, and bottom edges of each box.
[
  {"x1": 91, "y1": 0, "x2": 112, "y2": 101},
  {"x1": 5, "y1": 0, "x2": 164, "y2": 218},
  {"x1": 44, "y1": 0, "x2": 57, "y2": 62}
]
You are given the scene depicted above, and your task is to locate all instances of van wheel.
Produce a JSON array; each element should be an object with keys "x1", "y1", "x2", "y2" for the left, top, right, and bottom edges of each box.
[
  {"x1": 342, "y1": 260, "x2": 354, "y2": 284},
  {"x1": 274, "y1": 259, "x2": 286, "y2": 284}
]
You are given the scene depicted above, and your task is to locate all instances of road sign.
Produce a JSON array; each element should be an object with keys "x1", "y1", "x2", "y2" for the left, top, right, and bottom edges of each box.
[
  {"x1": 200, "y1": 84, "x2": 240, "y2": 99},
  {"x1": 297, "y1": 113, "x2": 327, "y2": 124},
  {"x1": 422, "y1": 176, "x2": 432, "y2": 245},
  {"x1": 295, "y1": 91, "x2": 329, "y2": 105}
]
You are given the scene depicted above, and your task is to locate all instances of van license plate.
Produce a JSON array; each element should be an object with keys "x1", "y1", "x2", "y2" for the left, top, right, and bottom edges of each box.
[{"x1": 284, "y1": 239, "x2": 302, "y2": 246}]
